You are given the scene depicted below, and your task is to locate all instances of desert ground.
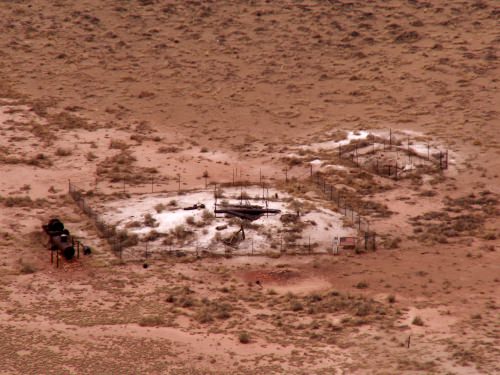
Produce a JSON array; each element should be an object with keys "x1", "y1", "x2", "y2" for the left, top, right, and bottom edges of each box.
[{"x1": 0, "y1": 1, "x2": 499, "y2": 374}]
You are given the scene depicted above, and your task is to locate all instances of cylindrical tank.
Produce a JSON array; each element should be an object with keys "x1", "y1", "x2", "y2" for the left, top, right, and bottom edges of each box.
[{"x1": 51, "y1": 235, "x2": 75, "y2": 260}]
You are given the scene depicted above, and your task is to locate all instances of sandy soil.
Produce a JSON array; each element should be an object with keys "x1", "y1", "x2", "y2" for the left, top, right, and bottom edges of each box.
[{"x1": 0, "y1": 1, "x2": 499, "y2": 374}]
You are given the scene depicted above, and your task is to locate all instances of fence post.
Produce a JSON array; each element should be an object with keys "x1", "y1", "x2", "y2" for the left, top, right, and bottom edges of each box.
[{"x1": 285, "y1": 167, "x2": 288, "y2": 183}]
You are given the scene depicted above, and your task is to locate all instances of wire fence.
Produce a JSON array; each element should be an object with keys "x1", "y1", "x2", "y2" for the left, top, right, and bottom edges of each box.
[
  {"x1": 336, "y1": 136, "x2": 449, "y2": 180},
  {"x1": 69, "y1": 181, "x2": 134, "y2": 257},
  {"x1": 309, "y1": 171, "x2": 376, "y2": 250},
  {"x1": 68, "y1": 157, "x2": 380, "y2": 260}
]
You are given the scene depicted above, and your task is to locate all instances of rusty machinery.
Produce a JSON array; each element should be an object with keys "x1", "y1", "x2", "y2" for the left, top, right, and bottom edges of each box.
[{"x1": 42, "y1": 218, "x2": 90, "y2": 265}]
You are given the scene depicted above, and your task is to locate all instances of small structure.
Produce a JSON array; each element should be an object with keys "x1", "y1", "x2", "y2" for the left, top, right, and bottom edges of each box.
[{"x1": 42, "y1": 218, "x2": 88, "y2": 265}]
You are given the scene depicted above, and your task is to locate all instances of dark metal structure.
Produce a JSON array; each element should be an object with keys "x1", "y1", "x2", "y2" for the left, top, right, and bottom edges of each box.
[
  {"x1": 42, "y1": 218, "x2": 76, "y2": 260},
  {"x1": 214, "y1": 204, "x2": 281, "y2": 221}
]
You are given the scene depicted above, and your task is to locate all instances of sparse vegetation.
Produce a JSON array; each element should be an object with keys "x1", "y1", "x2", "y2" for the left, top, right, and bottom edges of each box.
[
  {"x1": 55, "y1": 147, "x2": 72, "y2": 156},
  {"x1": 238, "y1": 332, "x2": 250, "y2": 344},
  {"x1": 412, "y1": 316, "x2": 424, "y2": 326}
]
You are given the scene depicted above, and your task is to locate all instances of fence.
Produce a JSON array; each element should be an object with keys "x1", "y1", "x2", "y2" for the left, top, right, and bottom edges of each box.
[
  {"x1": 335, "y1": 135, "x2": 449, "y2": 180},
  {"x1": 68, "y1": 155, "x2": 380, "y2": 260},
  {"x1": 69, "y1": 181, "x2": 134, "y2": 258},
  {"x1": 309, "y1": 171, "x2": 376, "y2": 251}
]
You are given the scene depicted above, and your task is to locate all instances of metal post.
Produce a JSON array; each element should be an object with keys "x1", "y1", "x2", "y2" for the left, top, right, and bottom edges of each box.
[
  {"x1": 51, "y1": 249, "x2": 53, "y2": 264},
  {"x1": 330, "y1": 185, "x2": 333, "y2": 201},
  {"x1": 389, "y1": 128, "x2": 392, "y2": 149},
  {"x1": 56, "y1": 249, "x2": 59, "y2": 268},
  {"x1": 310, "y1": 164, "x2": 313, "y2": 179},
  {"x1": 151, "y1": 176, "x2": 154, "y2": 193},
  {"x1": 178, "y1": 174, "x2": 181, "y2": 192},
  {"x1": 285, "y1": 167, "x2": 288, "y2": 183},
  {"x1": 77, "y1": 241, "x2": 80, "y2": 259},
  {"x1": 123, "y1": 179, "x2": 125, "y2": 193}
]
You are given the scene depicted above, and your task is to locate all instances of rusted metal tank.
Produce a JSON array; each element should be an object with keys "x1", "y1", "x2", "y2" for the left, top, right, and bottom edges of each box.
[{"x1": 42, "y1": 218, "x2": 75, "y2": 260}]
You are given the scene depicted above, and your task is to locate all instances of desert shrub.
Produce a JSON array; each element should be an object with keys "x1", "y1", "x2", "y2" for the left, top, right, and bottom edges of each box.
[
  {"x1": 115, "y1": 230, "x2": 138, "y2": 247},
  {"x1": 144, "y1": 230, "x2": 161, "y2": 242},
  {"x1": 171, "y1": 224, "x2": 191, "y2": 240},
  {"x1": 19, "y1": 259, "x2": 36, "y2": 274},
  {"x1": 139, "y1": 315, "x2": 164, "y2": 327},
  {"x1": 355, "y1": 281, "x2": 369, "y2": 289},
  {"x1": 144, "y1": 213, "x2": 157, "y2": 227},
  {"x1": 55, "y1": 147, "x2": 72, "y2": 156},
  {"x1": 168, "y1": 199, "x2": 177, "y2": 207},
  {"x1": 290, "y1": 300, "x2": 303, "y2": 311},
  {"x1": 125, "y1": 221, "x2": 141, "y2": 228},
  {"x1": 48, "y1": 111, "x2": 94, "y2": 130},
  {"x1": 412, "y1": 316, "x2": 424, "y2": 326},
  {"x1": 109, "y1": 139, "x2": 129, "y2": 150},
  {"x1": 154, "y1": 203, "x2": 166, "y2": 213},
  {"x1": 1, "y1": 195, "x2": 46, "y2": 208},
  {"x1": 158, "y1": 146, "x2": 179, "y2": 153},
  {"x1": 387, "y1": 294, "x2": 396, "y2": 303},
  {"x1": 86, "y1": 151, "x2": 97, "y2": 161},
  {"x1": 201, "y1": 209, "x2": 214, "y2": 222},
  {"x1": 185, "y1": 216, "x2": 195, "y2": 225},
  {"x1": 238, "y1": 332, "x2": 250, "y2": 344}
]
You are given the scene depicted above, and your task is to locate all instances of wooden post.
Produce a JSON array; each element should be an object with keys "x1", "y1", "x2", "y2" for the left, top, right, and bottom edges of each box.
[
  {"x1": 77, "y1": 241, "x2": 80, "y2": 259},
  {"x1": 177, "y1": 174, "x2": 181, "y2": 193},
  {"x1": 427, "y1": 143, "x2": 430, "y2": 160},
  {"x1": 308, "y1": 236, "x2": 311, "y2": 253},
  {"x1": 330, "y1": 185, "x2": 333, "y2": 201},
  {"x1": 389, "y1": 128, "x2": 392, "y2": 149},
  {"x1": 151, "y1": 176, "x2": 154, "y2": 193},
  {"x1": 204, "y1": 171, "x2": 208, "y2": 189},
  {"x1": 232, "y1": 168, "x2": 235, "y2": 186},
  {"x1": 310, "y1": 164, "x2": 313, "y2": 179},
  {"x1": 259, "y1": 168, "x2": 262, "y2": 184},
  {"x1": 285, "y1": 167, "x2": 288, "y2": 183}
]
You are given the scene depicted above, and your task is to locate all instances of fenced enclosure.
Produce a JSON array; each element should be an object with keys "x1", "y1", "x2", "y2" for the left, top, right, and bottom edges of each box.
[
  {"x1": 68, "y1": 167, "x2": 376, "y2": 262},
  {"x1": 309, "y1": 171, "x2": 376, "y2": 250},
  {"x1": 334, "y1": 131, "x2": 449, "y2": 180}
]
